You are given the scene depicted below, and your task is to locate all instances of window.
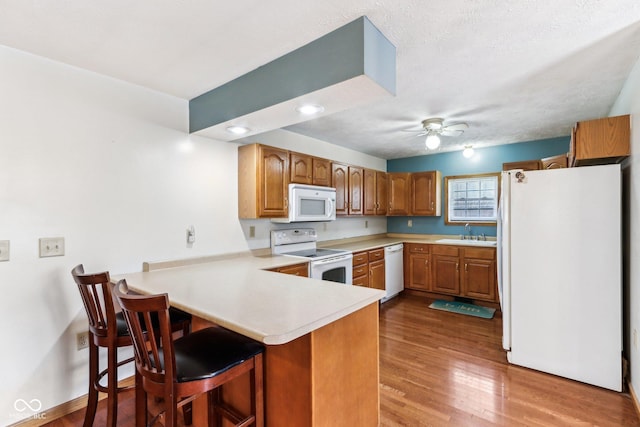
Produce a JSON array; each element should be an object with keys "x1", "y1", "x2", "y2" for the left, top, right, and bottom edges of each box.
[{"x1": 444, "y1": 173, "x2": 500, "y2": 225}]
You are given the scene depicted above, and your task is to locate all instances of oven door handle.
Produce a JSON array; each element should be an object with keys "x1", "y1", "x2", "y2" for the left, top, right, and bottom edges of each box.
[{"x1": 311, "y1": 254, "x2": 353, "y2": 265}]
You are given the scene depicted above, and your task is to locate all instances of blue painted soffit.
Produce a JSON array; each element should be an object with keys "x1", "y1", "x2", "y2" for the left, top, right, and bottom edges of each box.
[{"x1": 189, "y1": 16, "x2": 396, "y2": 141}]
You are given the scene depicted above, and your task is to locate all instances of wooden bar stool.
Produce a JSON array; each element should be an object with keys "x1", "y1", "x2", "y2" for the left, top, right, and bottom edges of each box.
[
  {"x1": 114, "y1": 279, "x2": 265, "y2": 427},
  {"x1": 72, "y1": 264, "x2": 192, "y2": 427}
]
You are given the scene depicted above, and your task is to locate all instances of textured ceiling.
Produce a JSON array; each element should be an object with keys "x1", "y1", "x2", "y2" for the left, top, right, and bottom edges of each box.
[{"x1": 1, "y1": 1, "x2": 639, "y2": 159}]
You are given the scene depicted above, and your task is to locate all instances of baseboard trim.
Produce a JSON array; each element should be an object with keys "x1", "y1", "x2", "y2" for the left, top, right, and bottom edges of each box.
[
  {"x1": 629, "y1": 381, "x2": 640, "y2": 420},
  {"x1": 8, "y1": 376, "x2": 135, "y2": 427}
]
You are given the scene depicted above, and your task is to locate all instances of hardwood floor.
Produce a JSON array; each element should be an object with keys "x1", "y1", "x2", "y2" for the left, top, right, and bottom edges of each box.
[
  {"x1": 379, "y1": 294, "x2": 639, "y2": 426},
  {"x1": 44, "y1": 293, "x2": 639, "y2": 426}
]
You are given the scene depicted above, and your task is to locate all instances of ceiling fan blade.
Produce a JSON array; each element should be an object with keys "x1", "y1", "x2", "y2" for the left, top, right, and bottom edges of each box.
[
  {"x1": 443, "y1": 122, "x2": 469, "y2": 131},
  {"x1": 441, "y1": 129, "x2": 464, "y2": 136}
]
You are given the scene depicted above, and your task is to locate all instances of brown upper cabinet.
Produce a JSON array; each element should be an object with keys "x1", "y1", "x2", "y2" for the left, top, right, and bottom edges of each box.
[
  {"x1": 332, "y1": 162, "x2": 349, "y2": 215},
  {"x1": 363, "y1": 169, "x2": 387, "y2": 216},
  {"x1": 238, "y1": 143, "x2": 289, "y2": 219},
  {"x1": 387, "y1": 173, "x2": 411, "y2": 216},
  {"x1": 541, "y1": 153, "x2": 568, "y2": 169},
  {"x1": 410, "y1": 171, "x2": 442, "y2": 216},
  {"x1": 332, "y1": 163, "x2": 364, "y2": 216},
  {"x1": 502, "y1": 159, "x2": 542, "y2": 171},
  {"x1": 570, "y1": 114, "x2": 630, "y2": 166},
  {"x1": 312, "y1": 157, "x2": 331, "y2": 186},
  {"x1": 348, "y1": 166, "x2": 364, "y2": 215},
  {"x1": 290, "y1": 152, "x2": 332, "y2": 186}
]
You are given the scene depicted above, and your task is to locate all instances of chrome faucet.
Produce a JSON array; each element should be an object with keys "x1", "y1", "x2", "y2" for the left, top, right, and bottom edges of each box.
[{"x1": 464, "y1": 223, "x2": 472, "y2": 240}]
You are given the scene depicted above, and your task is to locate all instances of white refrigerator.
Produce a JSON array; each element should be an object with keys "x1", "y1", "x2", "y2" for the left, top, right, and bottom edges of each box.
[{"x1": 498, "y1": 164, "x2": 622, "y2": 391}]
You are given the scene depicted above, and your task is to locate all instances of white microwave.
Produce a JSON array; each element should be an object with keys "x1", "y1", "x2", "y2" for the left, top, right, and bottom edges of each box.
[{"x1": 272, "y1": 184, "x2": 337, "y2": 223}]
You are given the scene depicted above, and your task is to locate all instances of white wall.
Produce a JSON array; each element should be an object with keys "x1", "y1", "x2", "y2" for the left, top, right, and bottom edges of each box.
[
  {"x1": 0, "y1": 46, "x2": 387, "y2": 425},
  {"x1": 610, "y1": 57, "x2": 640, "y2": 399}
]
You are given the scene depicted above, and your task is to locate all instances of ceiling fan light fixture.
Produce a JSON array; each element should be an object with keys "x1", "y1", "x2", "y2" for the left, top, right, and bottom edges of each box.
[
  {"x1": 425, "y1": 133, "x2": 441, "y2": 150},
  {"x1": 462, "y1": 145, "x2": 474, "y2": 158},
  {"x1": 296, "y1": 104, "x2": 325, "y2": 115}
]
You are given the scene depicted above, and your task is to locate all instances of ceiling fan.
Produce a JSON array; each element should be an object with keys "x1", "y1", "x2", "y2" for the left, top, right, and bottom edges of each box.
[{"x1": 414, "y1": 118, "x2": 469, "y2": 150}]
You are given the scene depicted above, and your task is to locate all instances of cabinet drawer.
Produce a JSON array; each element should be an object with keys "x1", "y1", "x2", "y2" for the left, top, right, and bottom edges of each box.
[
  {"x1": 407, "y1": 243, "x2": 429, "y2": 254},
  {"x1": 352, "y1": 251, "x2": 368, "y2": 266},
  {"x1": 463, "y1": 247, "x2": 495, "y2": 260},
  {"x1": 353, "y1": 265, "x2": 368, "y2": 278},
  {"x1": 368, "y1": 248, "x2": 384, "y2": 261},
  {"x1": 432, "y1": 245, "x2": 460, "y2": 256},
  {"x1": 353, "y1": 275, "x2": 369, "y2": 287}
]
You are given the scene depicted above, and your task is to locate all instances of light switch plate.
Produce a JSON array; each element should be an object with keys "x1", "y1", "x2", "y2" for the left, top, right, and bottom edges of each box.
[
  {"x1": 0, "y1": 240, "x2": 9, "y2": 261},
  {"x1": 39, "y1": 237, "x2": 65, "y2": 257}
]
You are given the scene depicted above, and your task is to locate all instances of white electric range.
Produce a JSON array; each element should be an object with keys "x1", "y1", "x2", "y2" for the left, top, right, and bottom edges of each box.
[{"x1": 271, "y1": 229, "x2": 353, "y2": 285}]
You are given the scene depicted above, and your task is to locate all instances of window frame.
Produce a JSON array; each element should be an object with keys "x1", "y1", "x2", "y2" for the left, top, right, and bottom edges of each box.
[{"x1": 444, "y1": 172, "x2": 501, "y2": 225}]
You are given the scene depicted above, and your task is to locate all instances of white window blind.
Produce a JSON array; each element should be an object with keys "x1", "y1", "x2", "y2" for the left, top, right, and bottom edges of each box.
[{"x1": 447, "y1": 175, "x2": 498, "y2": 222}]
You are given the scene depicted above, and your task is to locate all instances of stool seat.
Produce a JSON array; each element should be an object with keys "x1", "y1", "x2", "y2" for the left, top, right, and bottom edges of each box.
[{"x1": 172, "y1": 327, "x2": 264, "y2": 383}]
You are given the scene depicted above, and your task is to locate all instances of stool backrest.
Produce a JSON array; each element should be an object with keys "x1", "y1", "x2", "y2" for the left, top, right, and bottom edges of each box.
[
  {"x1": 113, "y1": 280, "x2": 177, "y2": 385},
  {"x1": 72, "y1": 264, "x2": 116, "y2": 339}
]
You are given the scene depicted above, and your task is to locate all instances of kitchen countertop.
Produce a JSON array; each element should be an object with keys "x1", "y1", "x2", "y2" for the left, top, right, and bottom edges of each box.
[
  {"x1": 319, "y1": 233, "x2": 497, "y2": 252},
  {"x1": 111, "y1": 252, "x2": 384, "y2": 345}
]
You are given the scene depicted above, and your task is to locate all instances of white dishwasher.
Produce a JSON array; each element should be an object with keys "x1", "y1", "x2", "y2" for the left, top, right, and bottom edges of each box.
[{"x1": 383, "y1": 244, "x2": 404, "y2": 302}]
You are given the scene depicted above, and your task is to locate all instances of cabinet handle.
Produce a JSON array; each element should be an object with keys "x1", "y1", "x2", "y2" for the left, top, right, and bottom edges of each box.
[
  {"x1": 456, "y1": 262, "x2": 459, "y2": 271},
  {"x1": 465, "y1": 263, "x2": 468, "y2": 272},
  {"x1": 431, "y1": 201, "x2": 434, "y2": 209},
  {"x1": 425, "y1": 259, "x2": 428, "y2": 266},
  {"x1": 370, "y1": 269, "x2": 373, "y2": 276}
]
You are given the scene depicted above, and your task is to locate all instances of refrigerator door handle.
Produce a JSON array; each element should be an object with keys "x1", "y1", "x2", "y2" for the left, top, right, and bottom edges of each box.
[{"x1": 499, "y1": 171, "x2": 512, "y2": 352}]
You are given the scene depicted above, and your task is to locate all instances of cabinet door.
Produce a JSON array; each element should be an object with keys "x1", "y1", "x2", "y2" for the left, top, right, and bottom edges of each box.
[
  {"x1": 376, "y1": 172, "x2": 388, "y2": 215},
  {"x1": 502, "y1": 160, "x2": 542, "y2": 171},
  {"x1": 573, "y1": 114, "x2": 630, "y2": 165},
  {"x1": 348, "y1": 166, "x2": 363, "y2": 215},
  {"x1": 363, "y1": 169, "x2": 377, "y2": 216},
  {"x1": 432, "y1": 254, "x2": 460, "y2": 295},
  {"x1": 462, "y1": 247, "x2": 496, "y2": 301},
  {"x1": 408, "y1": 253, "x2": 430, "y2": 291},
  {"x1": 411, "y1": 171, "x2": 438, "y2": 216},
  {"x1": 387, "y1": 173, "x2": 410, "y2": 216},
  {"x1": 290, "y1": 152, "x2": 312, "y2": 184},
  {"x1": 462, "y1": 258, "x2": 496, "y2": 301},
  {"x1": 332, "y1": 163, "x2": 349, "y2": 215},
  {"x1": 312, "y1": 157, "x2": 331, "y2": 186},
  {"x1": 541, "y1": 153, "x2": 567, "y2": 169},
  {"x1": 259, "y1": 146, "x2": 289, "y2": 217},
  {"x1": 369, "y1": 259, "x2": 385, "y2": 291}
]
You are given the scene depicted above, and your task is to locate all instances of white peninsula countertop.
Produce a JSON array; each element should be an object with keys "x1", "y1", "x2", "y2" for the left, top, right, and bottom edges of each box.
[{"x1": 111, "y1": 253, "x2": 384, "y2": 345}]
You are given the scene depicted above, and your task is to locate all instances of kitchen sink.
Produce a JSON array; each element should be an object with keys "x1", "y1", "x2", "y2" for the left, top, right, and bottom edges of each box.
[{"x1": 436, "y1": 238, "x2": 497, "y2": 247}]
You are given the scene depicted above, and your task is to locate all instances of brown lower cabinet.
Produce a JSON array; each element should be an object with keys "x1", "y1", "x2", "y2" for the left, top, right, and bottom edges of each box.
[
  {"x1": 405, "y1": 243, "x2": 497, "y2": 303},
  {"x1": 353, "y1": 247, "x2": 385, "y2": 290},
  {"x1": 268, "y1": 262, "x2": 309, "y2": 277}
]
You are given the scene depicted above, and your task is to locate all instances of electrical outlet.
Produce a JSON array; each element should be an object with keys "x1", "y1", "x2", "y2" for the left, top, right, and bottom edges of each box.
[
  {"x1": 77, "y1": 331, "x2": 89, "y2": 350},
  {"x1": 39, "y1": 237, "x2": 65, "y2": 257},
  {"x1": 407, "y1": 220, "x2": 413, "y2": 228},
  {"x1": 365, "y1": 220, "x2": 368, "y2": 229},
  {"x1": 249, "y1": 226, "x2": 255, "y2": 238}
]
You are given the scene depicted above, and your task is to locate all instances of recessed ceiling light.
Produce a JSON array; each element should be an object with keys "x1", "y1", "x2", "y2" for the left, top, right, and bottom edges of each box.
[
  {"x1": 226, "y1": 125, "x2": 250, "y2": 135},
  {"x1": 296, "y1": 104, "x2": 325, "y2": 115},
  {"x1": 462, "y1": 146, "x2": 474, "y2": 158}
]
